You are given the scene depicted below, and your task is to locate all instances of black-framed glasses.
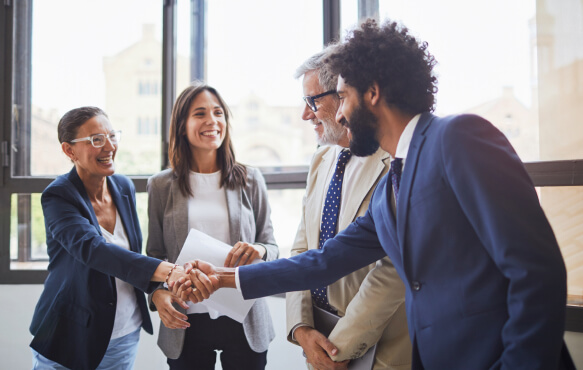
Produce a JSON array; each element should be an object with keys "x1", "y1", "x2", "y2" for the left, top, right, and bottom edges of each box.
[
  {"x1": 303, "y1": 90, "x2": 336, "y2": 112},
  {"x1": 70, "y1": 130, "x2": 122, "y2": 148}
]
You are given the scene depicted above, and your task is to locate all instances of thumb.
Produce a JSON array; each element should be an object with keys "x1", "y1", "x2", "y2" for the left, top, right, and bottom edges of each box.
[
  {"x1": 183, "y1": 261, "x2": 194, "y2": 274},
  {"x1": 209, "y1": 276, "x2": 220, "y2": 289},
  {"x1": 317, "y1": 336, "x2": 339, "y2": 357}
]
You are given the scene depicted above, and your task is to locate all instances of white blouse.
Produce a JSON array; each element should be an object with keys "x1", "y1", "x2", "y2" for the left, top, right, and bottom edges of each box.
[
  {"x1": 100, "y1": 210, "x2": 142, "y2": 339},
  {"x1": 186, "y1": 170, "x2": 230, "y2": 318}
]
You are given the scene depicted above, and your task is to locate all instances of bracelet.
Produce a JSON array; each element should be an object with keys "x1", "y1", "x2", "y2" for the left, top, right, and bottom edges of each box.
[{"x1": 165, "y1": 264, "x2": 178, "y2": 285}]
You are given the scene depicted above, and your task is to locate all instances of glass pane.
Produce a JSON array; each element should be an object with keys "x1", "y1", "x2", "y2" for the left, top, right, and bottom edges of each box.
[
  {"x1": 186, "y1": 1, "x2": 324, "y2": 168},
  {"x1": 536, "y1": 2, "x2": 583, "y2": 161},
  {"x1": 15, "y1": 0, "x2": 162, "y2": 177},
  {"x1": 539, "y1": 186, "x2": 583, "y2": 306},
  {"x1": 267, "y1": 189, "x2": 305, "y2": 259},
  {"x1": 377, "y1": 0, "x2": 538, "y2": 161},
  {"x1": 10, "y1": 193, "x2": 47, "y2": 270},
  {"x1": 10, "y1": 191, "x2": 150, "y2": 270},
  {"x1": 340, "y1": 0, "x2": 359, "y2": 38}
]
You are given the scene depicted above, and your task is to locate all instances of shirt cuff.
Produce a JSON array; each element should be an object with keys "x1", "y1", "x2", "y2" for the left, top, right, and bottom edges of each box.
[
  {"x1": 235, "y1": 266, "x2": 243, "y2": 293},
  {"x1": 291, "y1": 323, "x2": 312, "y2": 342}
]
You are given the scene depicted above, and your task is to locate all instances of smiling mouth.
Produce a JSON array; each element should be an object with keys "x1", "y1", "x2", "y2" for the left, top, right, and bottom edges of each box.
[
  {"x1": 201, "y1": 130, "x2": 221, "y2": 137},
  {"x1": 97, "y1": 156, "x2": 112, "y2": 164}
]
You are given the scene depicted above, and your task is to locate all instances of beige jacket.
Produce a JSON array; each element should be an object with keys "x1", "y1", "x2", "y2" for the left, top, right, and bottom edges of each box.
[{"x1": 286, "y1": 146, "x2": 411, "y2": 370}]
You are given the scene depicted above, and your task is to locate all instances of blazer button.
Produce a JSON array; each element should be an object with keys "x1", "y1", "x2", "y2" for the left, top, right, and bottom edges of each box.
[
  {"x1": 412, "y1": 281, "x2": 421, "y2": 291},
  {"x1": 109, "y1": 302, "x2": 114, "y2": 306}
]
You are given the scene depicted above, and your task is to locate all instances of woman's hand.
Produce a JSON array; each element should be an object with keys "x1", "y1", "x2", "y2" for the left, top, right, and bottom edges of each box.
[
  {"x1": 224, "y1": 242, "x2": 266, "y2": 267},
  {"x1": 170, "y1": 260, "x2": 221, "y2": 303},
  {"x1": 151, "y1": 289, "x2": 190, "y2": 330}
]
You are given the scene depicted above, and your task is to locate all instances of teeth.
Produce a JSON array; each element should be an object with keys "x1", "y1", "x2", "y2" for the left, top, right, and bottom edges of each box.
[
  {"x1": 97, "y1": 157, "x2": 112, "y2": 164},
  {"x1": 202, "y1": 130, "x2": 219, "y2": 137}
]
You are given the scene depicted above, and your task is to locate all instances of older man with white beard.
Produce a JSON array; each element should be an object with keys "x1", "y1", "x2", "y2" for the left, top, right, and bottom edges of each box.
[{"x1": 285, "y1": 46, "x2": 411, "y2": 370}]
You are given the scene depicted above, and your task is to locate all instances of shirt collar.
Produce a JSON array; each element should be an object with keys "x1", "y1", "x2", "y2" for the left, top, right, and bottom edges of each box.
[{"x1": 394, "y1": 113, "x2": 421, "y2": 161}]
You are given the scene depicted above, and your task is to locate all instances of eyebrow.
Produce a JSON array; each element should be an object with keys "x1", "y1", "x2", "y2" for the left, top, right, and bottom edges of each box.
[{"x1": 193, "y1": 105, "x2": 222, "y2": 112}]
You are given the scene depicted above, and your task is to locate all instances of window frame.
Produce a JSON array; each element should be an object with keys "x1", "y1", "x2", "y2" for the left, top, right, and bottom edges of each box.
[{"x1": 1, "y1": 0, "x2": 581, "y2": 332}]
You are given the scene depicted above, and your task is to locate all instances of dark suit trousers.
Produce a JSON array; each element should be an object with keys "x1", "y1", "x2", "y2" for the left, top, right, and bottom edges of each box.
[{"x1": 167, "y1": 313, "x2": 267, "y2": 370}]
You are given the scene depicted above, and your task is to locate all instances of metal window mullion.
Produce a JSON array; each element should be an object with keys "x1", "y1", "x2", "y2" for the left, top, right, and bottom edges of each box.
[
  {"x1": 161, "y1": 0, "x2": 177, "y2": 171},
  {"x1": 12, "y1": 0, "x2": 32, "y2": 263},
  {"x1": 358, "y1": 0, "x2": 379, "y2": 23},
  {"x1": 190, "y1": 0, "x2": 205, "y2": 81},
  {"x1": 323, "y1": 0, "x2": 340, "y2": 45}
]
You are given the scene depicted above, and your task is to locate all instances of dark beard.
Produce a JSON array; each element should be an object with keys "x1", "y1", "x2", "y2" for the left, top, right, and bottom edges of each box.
[{"x1": 344, "y1": 104, "x2": 380, "y2": 157}]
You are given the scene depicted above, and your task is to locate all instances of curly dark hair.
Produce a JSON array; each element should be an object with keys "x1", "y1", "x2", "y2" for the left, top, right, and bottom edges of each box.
[{"x1": 327, "y1": 19, "x2": 438, "y2": 114}]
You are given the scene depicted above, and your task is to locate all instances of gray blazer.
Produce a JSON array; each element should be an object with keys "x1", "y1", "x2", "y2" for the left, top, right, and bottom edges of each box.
[{"x1": 146, "y1": 166, "x2": 278, "y2": 359}]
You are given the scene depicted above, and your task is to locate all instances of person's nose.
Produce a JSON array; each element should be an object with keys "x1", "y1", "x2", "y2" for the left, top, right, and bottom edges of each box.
[
  {"x1": 335, "y1": 107, "x2": 344, "y2": 125},
  {"x1": 208, "y1": 113, "x2": 220, "y2": 125},
  {"x1": 301, "y1": 104, "x2": 315, "y2": 121}
]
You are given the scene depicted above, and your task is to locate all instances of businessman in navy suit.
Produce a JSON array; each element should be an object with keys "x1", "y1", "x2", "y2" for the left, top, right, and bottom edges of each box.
[{"x1": 179, "y1": 19, "x2": 574, "y2": 369}]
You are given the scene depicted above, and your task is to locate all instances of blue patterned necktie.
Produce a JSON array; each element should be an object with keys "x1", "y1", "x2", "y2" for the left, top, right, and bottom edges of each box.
[
  {"x1": 311, "y1": 149, "x2": 352, "y2": 313},
  {"x1": 389, "y1": 158, "x2": 403, "y2": 201}
]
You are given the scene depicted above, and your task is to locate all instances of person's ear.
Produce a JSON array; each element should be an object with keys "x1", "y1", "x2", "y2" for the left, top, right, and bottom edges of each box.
[
  {"x1": 62, "y1": 142, "x2": 76, "y2": 162},
  {"x1": 368, "y1": 81, "x2": 381, "y2": 106}
]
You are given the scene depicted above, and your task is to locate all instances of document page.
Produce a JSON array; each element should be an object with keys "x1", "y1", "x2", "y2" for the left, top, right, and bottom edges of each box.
[{"x1": 174, "y1": 228, "x2": 259, "y2": 323}]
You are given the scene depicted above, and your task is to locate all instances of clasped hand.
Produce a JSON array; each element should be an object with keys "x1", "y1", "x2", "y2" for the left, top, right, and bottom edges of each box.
[
  {"x1": 167, "y1": 259, "x2": 220, "y2": 304},
  {"x1": 168, "y1": 241, "x2": 262, "y2": 304}
]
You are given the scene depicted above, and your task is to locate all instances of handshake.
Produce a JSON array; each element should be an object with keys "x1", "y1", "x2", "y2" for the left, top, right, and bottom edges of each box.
[
  {"x1": 153, "y1": 260, "x2": 237, "y2": 331},
  {"x1": 153, "y1": 241, "x2": 262, "y2": 330},
  {"x1": 167, "y1": 259, "x2": 230, "y2": 304},
  {"x1": 166, "y1": 240, "x2": 263, "y2": 303}
]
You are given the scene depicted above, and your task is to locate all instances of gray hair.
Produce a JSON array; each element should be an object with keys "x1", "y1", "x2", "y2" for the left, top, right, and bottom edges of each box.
[{"x1": 294, "y1": 43, "x2": 340, "y2": 91}]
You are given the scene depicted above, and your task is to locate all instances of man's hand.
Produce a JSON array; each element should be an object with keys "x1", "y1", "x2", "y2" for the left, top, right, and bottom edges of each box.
[
  {"x1": 224, "y1": 241, "x2": 266, "y2": 267},
  {"x1": 168, "y1": 262, "x2": 217, "y2": 303},
  {"x1": 295, "y1": 326, "x2": 349, "y2": 370},
  {"x1": 151, "y1": 289, "x2": 190, "y2": 329},
  {"x1": 169, "y1": 260, "x2": 220, "y2": 303}
]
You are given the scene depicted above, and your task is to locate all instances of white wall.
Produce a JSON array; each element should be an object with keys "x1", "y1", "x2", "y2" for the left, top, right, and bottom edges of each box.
[{"x1": 2, "y1": 285, "x2": 582, "y2": 369}]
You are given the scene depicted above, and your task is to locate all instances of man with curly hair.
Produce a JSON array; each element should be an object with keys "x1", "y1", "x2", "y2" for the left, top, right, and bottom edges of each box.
[{"x1": 178, "y1": 19, "x2": 574, "y2": 370}]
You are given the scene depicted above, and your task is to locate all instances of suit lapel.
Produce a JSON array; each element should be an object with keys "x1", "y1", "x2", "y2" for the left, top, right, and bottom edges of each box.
[
  {"x1": 68, "y1": 167, "x2": 101, "y2": 231},
  {"x1": 338, "y1": 148, "x2": 389, "y2": 230},
  {"x1": 108, "y1": 177, "x2": 138, "y2": 253},
  {"x1": 397, "y1": 113, "x2": 435, "y2": 255},
  {"x1": 308, "y1": 149, "x2": 335, "y2": 249},
  {"x1": 171, "y1": 179, "x2": 190, "y2": 248},
  {"x1": 226, "y1": 186, "x2": 241, "y2": 246}
]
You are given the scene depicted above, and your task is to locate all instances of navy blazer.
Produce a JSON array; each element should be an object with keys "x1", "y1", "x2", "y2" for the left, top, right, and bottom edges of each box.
[
  {"x1": 239, "y1": 113, "x2": 571, "y2": 369},
  {"x1": 30, "y1": 167, "x2": 161, "y2": 370}
]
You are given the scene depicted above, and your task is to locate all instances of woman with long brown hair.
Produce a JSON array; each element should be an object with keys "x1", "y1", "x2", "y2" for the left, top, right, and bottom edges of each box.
[{"x1": 146, "y1": 81, "x2": 278, "y2": 369}]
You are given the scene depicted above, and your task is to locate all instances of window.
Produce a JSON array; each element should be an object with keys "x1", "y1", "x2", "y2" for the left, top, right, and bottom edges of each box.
[{"x1": 1, "y1": 0, "x2": 581, "y2": 330}]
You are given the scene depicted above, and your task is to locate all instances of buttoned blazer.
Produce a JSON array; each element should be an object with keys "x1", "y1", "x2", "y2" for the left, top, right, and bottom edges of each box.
[
  {"x1": 286, "y1": 146, "x2": 411, "y2": 369},
  {"x1": 146, "y1": 166, "x2": 278, "y2": 359},
  {"x1": 29, "y1": 167, "x2": 158, "y2": 370},
  {"x1": 239, "y1": 113, "x2": 571, "y2": 369}
]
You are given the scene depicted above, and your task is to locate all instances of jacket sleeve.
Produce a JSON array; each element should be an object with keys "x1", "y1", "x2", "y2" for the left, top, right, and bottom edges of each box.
[
  {"x1": 249, "y1": 167, "x2": 279, "y2": 262},
  {"x1": 239, "y1": 207, "x2": 386, "y2": 299},
  {"x1": 328, "y1": 256, "x2": 408, "y2": 362},
  {"x1": 145, "y1": 175, "x2": 169, "y2": 310},
  {"x1": 41, "y1": 183, "x2": 160, "y2": 293},
  {"x1": 285, "y1": 187, "x2": 316, "y2": 343}
]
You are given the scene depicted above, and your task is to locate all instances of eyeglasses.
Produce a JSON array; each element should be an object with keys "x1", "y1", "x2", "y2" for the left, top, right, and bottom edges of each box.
[
  {"x1": 70, "y1": 130, "x2": 122, "y2": 148},
  {"x1": 303, "y1": 90, "x2": 336, "y2": 112}
]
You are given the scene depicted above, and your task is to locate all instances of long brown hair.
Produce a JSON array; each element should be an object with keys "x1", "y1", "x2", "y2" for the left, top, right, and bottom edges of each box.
[{"x1": 168, "y1": 81, "x2": 247, "y2": 197}]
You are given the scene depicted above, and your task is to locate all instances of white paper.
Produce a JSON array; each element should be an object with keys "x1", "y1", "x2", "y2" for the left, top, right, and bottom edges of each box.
[{"x1": 174, "y1": 228, "x2": 259, "y2": 323}]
